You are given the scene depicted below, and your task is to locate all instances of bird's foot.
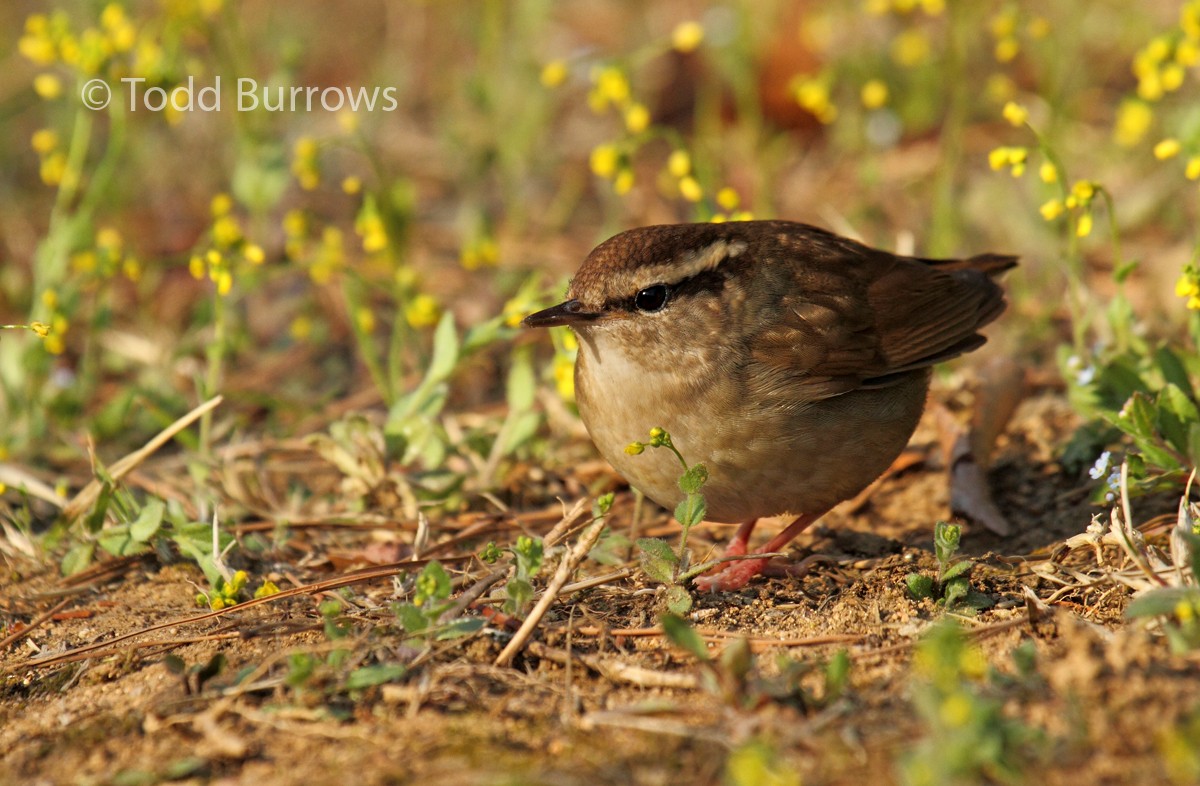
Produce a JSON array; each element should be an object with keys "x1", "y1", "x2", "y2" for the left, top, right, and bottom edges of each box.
[{"x1": 693, "y1": 556, "x2": 773, "y2": 592}]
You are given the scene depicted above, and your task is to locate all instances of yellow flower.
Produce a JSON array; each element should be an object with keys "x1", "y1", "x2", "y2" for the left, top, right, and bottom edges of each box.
[
  {"x1": 1176, "y1": 273, "x2": 1200, "y2": 299},
  {"x1": 33, "y1": 73, "x2": 62, "y2": 99},
  {"x1": 589, "y1": 144, "x2": 619, "y2": 179},
  {"x1": 593, "y1": 66, "x2": 630, "y2": 107},
  {"x1": 216, "y1": 269, "x2": 233, "y2": 296},
  {"x1": 716, "y1": 187, "x2": 740, "y2": 211},
  {"x1": 211, "y1": 215, "x2": 242, "y2": 248},
  {"x1": 667, "y1": 149, "x2": 691, "y2": 178},
  {"x1": 1039, "y1": 161, "x2": 1058, "y2": 183},
  {"x1": 210, "y1": 193, "x2": 233, "y2": 217},
  {"x1": 671, "y1": 21, "x2": 704, "y2": 53},
  {"x1": 31, "y1": 128, "x2": 58, "y2": 154},
  {"x1": 624, "y1": 103, "x2": 650, "y2": 134},
  {"x1": 613, "y1": 168, "x2": 635, "y2": 195},
  {"x1": 1027, "y1": 16, "x2": 1050, "y2": 38},
  {"x1": 30, "y1": 321, "x2": 50, "y2": 338},
  {"x1": 341, "y1": 175, "x2": 362, "y2": 194},
  {"x1": 920, "y1": 0, "x2": 945, "y2": 15},
  {"x1": 540, "y1": 60, "x2": 568, "y2": 88},
  {"x1": 1075, "y1": 212, "x2": 1093, "y2": 238},
  {"x1": 891, "y1": 28, "x2": 930, "y2": 67},
  {"x1": 355, "y1": 305, "x2": 376, "y2": 334},
  {"x1": 939, "y1": 693, "x2": 973, "y2": 728},
  {"x1": 290, "y1": 315, "x2": 313, "y2": 341},
  {"x1": 243, "y1": 243, "x2": 265, "y2": 265},
  {"x1": 994, "y1": 37, "x2": 1019, "y2": 63},
  {"x1": 96, "y1": 227, "x2": 122, "y2": 252},
  {"x1": 41, "y1": 288, "x2": 58, "y2": 309},
  {"x1": 678, "y1": 176, "x2": 702, "y2": 202},
  {"x1": 1002, "y1": 101, "x2": 1028, "y2": 127},
  {"x1": 553, "y1": 355, "x2": 575, "y2": 401},
  {"x1": 40, "y1": 152, "x2": 66, "y2": 186},
  {"x1": 860, "y1": 79, "x2": 888, "y2": 109},
  {"x1": 404, "y1": 293, "x2": 440, "y2": 329},
  {"x1": 1162, "y1": 63, "x2": 1186, "y2": 92},
  {"x1": 188, "y1": 254, "x2": 205, "y2": 279},
  {"x1": 985, "y1": 73, "x2": 1016, "y2": 104},
  {"x1": 1071, "y1": 179, "x2": 1096, "y2": 202},
  {"x1": 1186, "y1": 156, "x2": 1200, "y2": 180},
  {"x1": 1114, "y1": 99, "x2": 1153, "y2": 148},
  {"x1": 1039, "y1": 199, "x2": 1064, "y2": 221},
  {"x1": 1155, "y1": 138, "x2": 1182, "y2": 160}
]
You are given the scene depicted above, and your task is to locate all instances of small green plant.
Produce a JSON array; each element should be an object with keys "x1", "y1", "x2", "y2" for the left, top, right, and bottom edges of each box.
[
  {"x1": 899, "y1": 622, "x2": 1042, "y2": 786},
  {"x1": 905, "y1": 522, "x2": 993, "y2": 611},
  {"x1": 393, "y1": 560, "x2": 485, "y2": 642},
  {"x1": 1060, "y1": 342, "x2": 1200, "y2": 501},
  {"x1": 626, "y1": 427, "x2": 710, "y2": 613}
]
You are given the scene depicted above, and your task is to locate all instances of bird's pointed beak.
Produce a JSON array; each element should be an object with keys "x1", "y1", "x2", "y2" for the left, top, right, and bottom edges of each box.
[{"x1": 521, "y1": 299, "x2": 601, "y2": 328}]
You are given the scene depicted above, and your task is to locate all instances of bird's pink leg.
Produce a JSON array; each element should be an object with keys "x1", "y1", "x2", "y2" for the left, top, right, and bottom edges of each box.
[{"x1": 693, "y1": 512, "x2": 821, "y2": 592}]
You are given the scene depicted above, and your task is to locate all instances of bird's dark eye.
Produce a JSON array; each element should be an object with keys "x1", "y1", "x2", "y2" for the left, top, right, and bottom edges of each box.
[{"x1": 634, "y1": 284, "x2": 669, "y2": 313}]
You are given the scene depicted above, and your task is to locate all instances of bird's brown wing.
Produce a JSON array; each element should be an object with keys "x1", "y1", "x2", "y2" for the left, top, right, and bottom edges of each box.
[{"x1": 748, "y1": 246, "x2": 1015, "y2": 402}]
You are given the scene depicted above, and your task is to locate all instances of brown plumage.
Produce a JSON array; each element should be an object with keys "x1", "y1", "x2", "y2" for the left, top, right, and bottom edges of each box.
[{"x1": 525, "y1": 220, "x2": 1015, "y2": 591}]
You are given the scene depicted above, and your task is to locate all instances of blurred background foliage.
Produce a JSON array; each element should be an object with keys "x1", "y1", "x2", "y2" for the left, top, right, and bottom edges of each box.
[{"x1": 1, "y1": 0, "x2": 1199, "y2": 517}]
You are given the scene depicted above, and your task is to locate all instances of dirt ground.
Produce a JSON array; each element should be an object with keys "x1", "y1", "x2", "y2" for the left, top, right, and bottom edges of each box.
[{"x1": 3, "y1": 383, "x2": 1199, "y2": 786}]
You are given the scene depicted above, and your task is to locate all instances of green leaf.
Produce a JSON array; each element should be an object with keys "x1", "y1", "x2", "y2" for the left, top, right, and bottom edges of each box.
[
  {"x1": 1156, "y1": 346, "x2": 1197, "y2": 402},
  {"x1": 505, "y1": 344, "x2": 536, "y2": 411},
  {"x1": 637, "y1": 537, "x2": 679, "y2": 584},
  {"x1": 505, "y1": 578, "x2": 534, "y2": 613},
  {"x1": 942, "y1": 576, "x2": 971, "y2": 607},
  {"x1": 427, "y1": 310, "x2": 460, "y2": 383},
  {"x1": 824, "y1": 650, "x2": 850, "y2": 699},
  {"x1": 905, "y1": 573, "x2": 935, "y2": 600},
  {"x1": 940, "y1": 559, "x2": 973, "y2": 582},
  {"x1": 396, "y1": 603, "x2": 429, "y2": 633},
  {"x1": 345, "y1": 664, "x2": 407, "y2": 690},
  {"x1": 665, "y1": 584, "x2": 693, "y2": 614},
  {"x1": 1188, "y1": 421, "x2": 1200, "y2": 468},
  {"x1": 933, "y1": 522, "x2": 961, "y2": 566},
  {"x1": 674, "y1": 494, "x2": 707, "y2": 529},
  {"x1": 129, "y1": 499, "x2": 165, "y2": 542},
  {"x1": 1158, "y1": 383, "x2": 1200, "y2": 454},
  {"x1": 435, "y1": 617, "x2": 485, "y2": 640},
  {"x1": 61, "y1": 542, "x2": 95, "y2": 576},
  {"x1": 83, "y1": 483, "x2": 113, "y2": 534},
  {"x1": 660, "y1": 612, "x2": 710, "y2": 661},
  {"x1": 1126, "y1": 587, "x2": 1200, "y2": 619},
  {"x1": 678, "y1": 463, "x2": 709, "y2": 495}
]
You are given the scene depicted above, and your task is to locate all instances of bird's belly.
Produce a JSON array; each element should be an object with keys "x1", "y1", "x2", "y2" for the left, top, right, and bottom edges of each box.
[{"x1": 577, "y1": 345, "x2": 929, "y2": 523}]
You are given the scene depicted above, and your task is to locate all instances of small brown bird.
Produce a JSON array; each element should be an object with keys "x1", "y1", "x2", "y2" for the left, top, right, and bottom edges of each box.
[{"x1": 524, "y1": 221, "x2": 1014, "y2": 591}]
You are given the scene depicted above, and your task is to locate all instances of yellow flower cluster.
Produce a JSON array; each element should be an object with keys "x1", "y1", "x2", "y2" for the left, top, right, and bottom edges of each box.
[
  {"x1": 292, "y1": 137, "x2": 321, "y2": 191},
  {"x1": 589, "y1": 142, "x2": 634, "y2": 195},
  {"x1": 671, "y1": 21, "x2": 705, "y2": 53},
  {"x1": 1039, "y1": 180, "x2": 1098, "y2": 237},
  {"x1": 404, "y1": 293, "x2": 441, "y2": 329},
  {"x1": 188, "y1": 194, "x2": 265, "y2": 296},
  {"x1": 71, "y1": 226, "x2": 141, "y2": 283},
  {"x1": 460, "y1": 234, "x2": 499, "y2": 270},
  {"x1": 1133, "y1": 28, "x2": 1197, "y2": 103},
  {"x1": 354, "y1": 197, "x2": 388, "y2": 254},
  {"x1": 552, "y1": 329, "x2": 578, "y2": 402},
  {"x1": 710, "y1": 187, "x2": 754, "y2": 223},
  {"x1": 863, "y1": 0, "x2": 944, "y2": 16},
  {"x1": 30, "y1": 128, "x2": 68, "y2": 188},
  {"x1": 986, "y1": 8, "x2": 1051, "y2": 64},
  {"x1": 987, "y1": 145, "x2": 1027, "y2": 177},
  {"x1": 791, "y1": 74, "x2": 838, "y2": 124},
  {"x1": 1176, "y1": 265, "x2": 1200, "y2": 310}
]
